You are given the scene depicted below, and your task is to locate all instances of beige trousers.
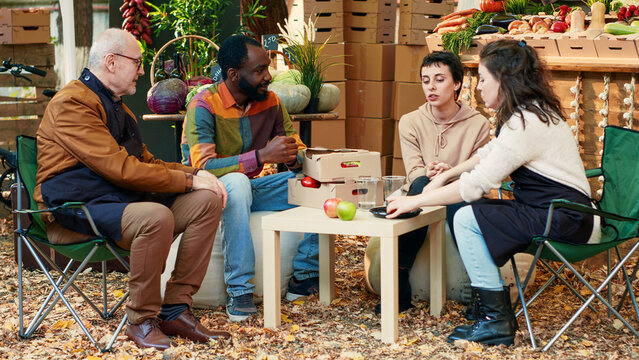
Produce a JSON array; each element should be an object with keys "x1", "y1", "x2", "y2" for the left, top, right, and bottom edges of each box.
[{"x1": 46, "y1": 190, "x2": 223, "y2": 324}]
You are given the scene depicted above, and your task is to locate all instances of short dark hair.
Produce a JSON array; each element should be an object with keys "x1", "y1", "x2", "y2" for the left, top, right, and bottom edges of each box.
[
  {"x1": 421, "y1": 51, "x2": 464, "y2": 98},
  {"x1": 217, "y1": 35, "x2": 262, "y2": 81}
]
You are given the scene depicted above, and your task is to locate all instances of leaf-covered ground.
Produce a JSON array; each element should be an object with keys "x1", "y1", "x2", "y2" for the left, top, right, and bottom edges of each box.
[{"x1": 1, "y1": 214, "x2": 639, "y2": 360}]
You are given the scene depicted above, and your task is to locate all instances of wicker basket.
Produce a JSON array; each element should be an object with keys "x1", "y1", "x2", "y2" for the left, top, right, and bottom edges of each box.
[{"x1": 150, "y1": 34, "x2": 219, "y2": 86}]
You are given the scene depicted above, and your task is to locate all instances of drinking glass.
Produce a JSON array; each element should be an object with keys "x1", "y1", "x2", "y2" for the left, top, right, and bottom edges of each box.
[
  {"x1": 382, "y1": 175, "x2": 405, "y2": 205},
  {"x1": 356, "y1": 177, "x2": 379, "y2": 209}
]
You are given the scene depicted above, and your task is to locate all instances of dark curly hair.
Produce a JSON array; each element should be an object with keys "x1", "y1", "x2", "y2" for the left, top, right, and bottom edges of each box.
[
  {"x1": 421, "y1": 51, "x2": 464, "y2": 99},
  {"x1": 218, "y1": 34, "x2": 262, "y2": 81},
  {"x1": 479, "y1": 40, "x2": 564, "y2": 132}
]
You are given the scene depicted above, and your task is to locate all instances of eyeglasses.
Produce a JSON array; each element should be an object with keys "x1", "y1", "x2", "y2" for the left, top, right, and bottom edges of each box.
[{"x1": 113, "y1": 53, "x2": 143, "y2": 71}]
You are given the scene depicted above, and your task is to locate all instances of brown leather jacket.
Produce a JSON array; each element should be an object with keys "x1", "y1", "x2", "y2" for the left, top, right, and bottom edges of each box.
[{"x1": 34, "y1": 80, "x2": 196, "y2": 205}]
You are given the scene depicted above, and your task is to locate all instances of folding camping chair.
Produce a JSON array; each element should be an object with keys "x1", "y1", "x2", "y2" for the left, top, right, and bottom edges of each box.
[
  {"x1": 507, "y1": 125, "x2": 639, "y2": 351},
  {"x1": 13, "y1": 135, "x2": 131, "y2": 352}
]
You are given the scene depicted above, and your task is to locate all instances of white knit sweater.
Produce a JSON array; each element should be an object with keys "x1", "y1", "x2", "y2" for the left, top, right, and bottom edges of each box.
[{"x1": 459, "y1": 108, "x2": 590, "y2": 202}]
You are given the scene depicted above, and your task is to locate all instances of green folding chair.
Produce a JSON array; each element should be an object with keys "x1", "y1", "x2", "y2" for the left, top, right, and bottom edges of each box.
[
  {"x1": 507, "y1": 125, "x2": 639, "y2": 351},
  {"x1": 13, "y1": 135, "x2": 131, "y2": 352}
]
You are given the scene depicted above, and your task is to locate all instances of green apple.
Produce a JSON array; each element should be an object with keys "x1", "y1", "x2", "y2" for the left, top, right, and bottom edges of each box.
[{"x1": 336, "y1": 201, "x2": 357, "y2": 221}]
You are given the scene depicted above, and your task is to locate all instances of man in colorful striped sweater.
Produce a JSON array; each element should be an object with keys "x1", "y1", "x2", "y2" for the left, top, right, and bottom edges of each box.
[{"x1": 181, "y1": 35, "x2": 319, "y2": 321}]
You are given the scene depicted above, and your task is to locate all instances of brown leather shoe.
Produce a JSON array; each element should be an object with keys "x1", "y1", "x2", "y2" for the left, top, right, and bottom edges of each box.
[
  {"x1": 160, "y1": 310, "x2": 231, "y2": 343},
  {"x1": 125, "y1": 318, "x2": 172, "y2": 350}
]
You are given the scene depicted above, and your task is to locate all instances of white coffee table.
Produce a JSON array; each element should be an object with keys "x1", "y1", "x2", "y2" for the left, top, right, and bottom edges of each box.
[{"x1": 261, "y1": 205, "x2": 446, "y2": 343}]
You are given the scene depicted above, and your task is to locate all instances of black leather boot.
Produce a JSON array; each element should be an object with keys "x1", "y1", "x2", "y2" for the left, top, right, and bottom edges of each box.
[
  {"x1": 374, "y1": 268, "x2": 413, "y2": 314},
  {"x1": 446, "y1": 288, "x2": 516, "y2": 346},
  {"x1": 450, "y1": 287, "x2": 481, "y2": 337}
]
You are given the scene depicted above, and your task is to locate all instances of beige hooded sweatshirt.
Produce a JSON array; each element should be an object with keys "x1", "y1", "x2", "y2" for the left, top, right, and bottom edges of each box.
[{"x1": 399, "y1": 102, "x2": 491, "y2": 189}]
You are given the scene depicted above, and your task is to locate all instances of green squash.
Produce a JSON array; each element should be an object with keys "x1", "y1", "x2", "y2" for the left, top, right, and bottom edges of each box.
[{"x1": 268, "y1": 82, "x2": 311, "y2": 114}]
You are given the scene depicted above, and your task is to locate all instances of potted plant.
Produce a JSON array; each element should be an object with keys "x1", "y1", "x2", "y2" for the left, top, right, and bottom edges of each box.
[{"x1": 278, "y1": 18, "x2": 335, "y2": 113}]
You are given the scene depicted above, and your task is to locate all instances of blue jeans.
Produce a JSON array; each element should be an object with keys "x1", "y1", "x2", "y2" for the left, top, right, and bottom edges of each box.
[
  {"x1": 453, "y1": 205, "x2": 504, "y2": 290},
  {"x1": 219, "y1": 171, "x2": 319, "y2": 297}
]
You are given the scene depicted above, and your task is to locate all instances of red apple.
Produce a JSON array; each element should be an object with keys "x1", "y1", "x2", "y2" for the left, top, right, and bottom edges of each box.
[
  {"x1": 323, "y1": 198, "x2": 342, "y2": 218},
  {"x1": 336, "y1": 201, "x2": 357, "y2": 221},
  {"x1": 550, "y1": 21, "x2": 568, "y2": 33},
  {"x1": 301, "y1": 176, "x2": 321, "y2": 188}
]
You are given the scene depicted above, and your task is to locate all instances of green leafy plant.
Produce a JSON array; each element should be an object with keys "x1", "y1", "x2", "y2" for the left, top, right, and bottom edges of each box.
[
  {"x1": 582, "y1": 0, "x2": 613, "y2": 12},
  {"x1": 442, "y1": 11, "x2": 495, "y2": 56},
  {"x1": 504, "y1": 0, "x2": 529, "y2": 15},
  {"x1": 145, "y1": 0, "x2": 265, "y2": 78},
  {"x1": 277, "y1": 18, "x2": 334, "y2": 101}
]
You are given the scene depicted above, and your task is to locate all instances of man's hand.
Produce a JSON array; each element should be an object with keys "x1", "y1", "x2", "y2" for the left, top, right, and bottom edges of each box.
[
  {"x1": 257, "y1": 136, "x2": 298, "y2": 164},
  {"x1": 193, "y1": 171, "x2": 228, "y2": 208},
  {"x1": 426, "y1": 161, "x2": 451, "y2": 179}
]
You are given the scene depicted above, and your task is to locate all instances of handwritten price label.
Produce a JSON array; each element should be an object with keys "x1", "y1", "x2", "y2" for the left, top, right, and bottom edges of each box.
[
  {"x1": 262, "y1": 34, "x2": 279, "y2": 51},
  {"x1": 210, "y1": 64, "x2": 223, "y2": 83}
]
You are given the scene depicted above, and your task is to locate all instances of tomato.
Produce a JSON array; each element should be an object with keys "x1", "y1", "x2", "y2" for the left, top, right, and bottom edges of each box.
[
  {"x1": 480, "y1": 0, "x2": 504, "y2": 13},
  {"x1": 301, "y1": 176, "x2": 321, "y2": 188}
]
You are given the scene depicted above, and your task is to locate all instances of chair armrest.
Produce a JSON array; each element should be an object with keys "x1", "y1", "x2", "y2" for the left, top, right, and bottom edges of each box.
[
  {"x1": 585, "y1": 168, "x2": 602, "y2": 178},
  {"x1": 13, "y1": 201, "x2": 104, "y2": 238},
  {"x1": 541, "y1": 198, "x2": 639, "y2": 237}
]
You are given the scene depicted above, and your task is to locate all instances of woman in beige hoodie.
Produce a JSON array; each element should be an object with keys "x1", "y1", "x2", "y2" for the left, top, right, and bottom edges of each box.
[{"x1": 380, "y1": 51, "x2": 490, "y2": 315}]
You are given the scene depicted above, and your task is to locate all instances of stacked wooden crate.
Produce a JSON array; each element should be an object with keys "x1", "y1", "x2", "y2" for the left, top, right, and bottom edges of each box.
[
  {"x1": 0, "y1": 8, "x2": 50, "y2": 44},
  {"x1": 0, "y1": 7, "x2": 55, "y2": 151},
  {"x1": 398, "y1": 0, "x2": 456, "y2": 45},
  {"x1": 343, "y1": 0, "x2": 397, "y2": 175},
  {"x1": 288, "y1": 0, "x2": 346, "y2": 148}
]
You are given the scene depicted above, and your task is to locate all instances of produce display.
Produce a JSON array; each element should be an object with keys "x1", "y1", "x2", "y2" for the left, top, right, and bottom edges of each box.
[
  {"x1": 119, "y1": 0, "x2": 152, "y2": 45},
  {"x1": 147, "y1": 78, "x2": 188, "y2": 114},
  {"x1": 268, "y1": 68, "x2": 342, "y2": 114},
  {"x1": 432, "y1": 1, "x2": 639, "y2": 57}
]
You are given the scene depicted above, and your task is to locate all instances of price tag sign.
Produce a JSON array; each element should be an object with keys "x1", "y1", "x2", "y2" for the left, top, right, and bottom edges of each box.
[
  {"x1": 262, "y1": 34, "x2": 279, "y2": 51},
  {"x1": 281, "y1": 47, "x2": 297, "y2": 64},
  {"x1": 210, "y1": 64, "x2": 223, "y2": 83}
]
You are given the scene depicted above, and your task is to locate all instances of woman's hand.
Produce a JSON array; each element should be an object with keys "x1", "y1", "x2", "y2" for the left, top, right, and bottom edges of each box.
[
  {"x1": 385, "y1": 195, "x2": 422, "y2": 219},
  {"x1": 426, "y1": 161, "x2": 452, "y2": 179}
]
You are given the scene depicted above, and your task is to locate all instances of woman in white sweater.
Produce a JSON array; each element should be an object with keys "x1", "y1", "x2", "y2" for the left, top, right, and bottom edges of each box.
[{"x1": 387, "y1": 40, "x2": 598, "y2": 346}]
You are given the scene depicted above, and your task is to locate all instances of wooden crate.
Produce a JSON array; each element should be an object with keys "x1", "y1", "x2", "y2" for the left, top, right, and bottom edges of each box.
[{"x1": 0, "y1": 43, "x2": 56, "y2": 149}]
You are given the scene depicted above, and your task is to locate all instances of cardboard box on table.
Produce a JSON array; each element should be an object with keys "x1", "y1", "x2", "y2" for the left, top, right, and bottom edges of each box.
[
  {"x1": 345, "y1": 43, "x2": 395, "y2": 81},
  {"x1": 0, "y1": 8, "x2": 49, "y2": 26},
  {"x1": 302, "y1": 148, "x2": 382, "y2": 182},
  {"x1": 290, "y1": 148, "x2": 384, "y2": 209},
  {"x1": 288, "y1": 177, "x2": 384, "y2": 208}
]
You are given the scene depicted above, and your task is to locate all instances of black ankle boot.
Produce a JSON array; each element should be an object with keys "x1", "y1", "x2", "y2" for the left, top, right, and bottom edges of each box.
[
  {"x1": 450, "y1": 287, "x2": 481, "y2": 336},
  {"x1": 446, "y1": 288, "x2": 516, "y2": 346},
  {"x1": 374, "y1": 268, "x2": 413, "y2": 315}
]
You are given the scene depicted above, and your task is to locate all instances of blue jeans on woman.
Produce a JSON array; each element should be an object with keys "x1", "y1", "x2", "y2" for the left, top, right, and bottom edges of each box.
[
  {"x1": 219, "y1": 171, "x2": 319, "y2": 297},
  {"x1": 453, "y1": 205, "x2": 504, "y2": 290}
]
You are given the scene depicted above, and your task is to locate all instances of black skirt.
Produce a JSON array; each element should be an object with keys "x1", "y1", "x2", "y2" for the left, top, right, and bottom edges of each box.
[{"x1": 470, "y1": 166, "x2": 594, "y2": 267}]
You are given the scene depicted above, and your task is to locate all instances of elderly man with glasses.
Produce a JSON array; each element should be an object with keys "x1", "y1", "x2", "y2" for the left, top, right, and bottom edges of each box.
[{"x1": 34, "y1": 28, "x2": 230, "y2": 350}]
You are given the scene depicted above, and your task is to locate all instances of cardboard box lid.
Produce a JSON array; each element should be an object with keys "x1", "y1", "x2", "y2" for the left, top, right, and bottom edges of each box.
[
  {"x1": 0, "y1": 8, "x2": 50, "y2": 27},
  {"x1": 303, "y1": 148, "x2": 382, "y2": 182}
]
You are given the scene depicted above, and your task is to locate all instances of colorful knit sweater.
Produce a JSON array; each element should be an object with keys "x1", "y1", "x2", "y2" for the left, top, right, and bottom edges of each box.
[{"x1": 181, "y1": 82, "x2": 305, "y2": 178}]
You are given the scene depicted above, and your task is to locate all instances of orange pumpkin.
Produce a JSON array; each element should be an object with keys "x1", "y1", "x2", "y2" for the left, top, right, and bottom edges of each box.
[{"x1": 480, "y1": 0, "x2": 504, "y2": 13}]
